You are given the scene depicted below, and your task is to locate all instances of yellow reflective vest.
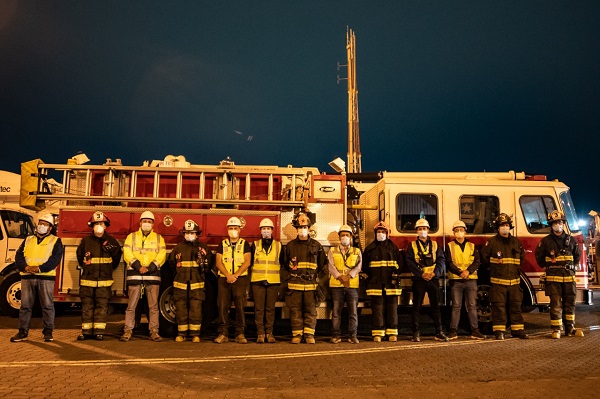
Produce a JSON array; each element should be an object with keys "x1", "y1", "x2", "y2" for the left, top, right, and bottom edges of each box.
[
  {"x1": 21, "y1": 235, "x2": 59, "y2": 279},
  {"x1": 219, "y1": 238, "x2": 249, "y2": 277},
  {"x1": 251, "y1": 239, "x2": 281, "y2": 284},
  {"x1": 447, "y1": 241, "x2": 477, "y2": 280},
  {"x1": 411, "y1": 240, "x2": 438, "y2": 274},
  {"x1": 123, "y1": 230, "x2": 166, "y2": 285},
  {"x1": 329, "y1": 246, "x2": 361, "y2": 288}
]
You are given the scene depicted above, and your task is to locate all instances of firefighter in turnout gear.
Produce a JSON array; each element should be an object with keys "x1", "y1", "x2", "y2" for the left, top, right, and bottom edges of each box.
[
  {"x1": 327, "y1": 224, "x2": 362, "y2": 344},
  {"x1": 76, "y1": 212, "x2": 122, "y2": 341},
  {"x1": 11, "y1": 213, "x2": 63, "y2": 343},
  {"x1": 406, "y1": 218, "x2": 449, "y2": 342},
  {"x1": 445, "y1": 220, "x2": 484, "y2": 340},
  {"x1": 363, "y1": 221, "x2": 402, "y2": 342},
  {"x1": 214, "y1": 217, "x2": 252, "y2": 344},
  {"x1": 284, "y1": 212, "x2": 327, "y2": 344},
  {"x1": 251, "y1": 218, "x2": 284, "y2": 343},
  {"x1": 168, "y1": 220, "x2": 212, "y2": 342},
  {"x1": 121, "y1": 211, "x2": 167, "y2": 342},
  {"x1": 535, "y1": 210, "x2": 583, "y2": 339},
  {"x1": 481, "y1": 213, "x2": 529, "y2": 340}
]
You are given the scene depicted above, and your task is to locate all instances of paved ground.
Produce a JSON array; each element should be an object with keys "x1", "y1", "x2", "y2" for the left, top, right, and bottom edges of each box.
[{"x1": 1, "y1": 301, "x2": 600, "y2": 399}]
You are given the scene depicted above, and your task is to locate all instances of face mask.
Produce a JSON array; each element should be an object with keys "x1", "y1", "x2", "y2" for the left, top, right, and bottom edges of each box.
[
  {"x1": 376, "y1": 232, "x2": 387, "y2": 242},
  {"x1": 261, "y1": 229, "x2": 272, "y2": 239},
  {"x1": 184, "y1": 233, "x2": 196, "y2": 242},
  {"x1": 454, "y1": 231, "x2": 465, "y2": 239},
  {"x1": 93, "y1": 225, "x2": 105, "y2": 236},
  {"x1": 499, "y1": 226, "x2": 510, "y2": 235},
  {"x1": 552, "y1": 224, "x2": 563, "y2": 233},
  {"x1": 418, "y1": 230, "x2": 428, "y2": 239},
  {"x1": 298, "y1": 228, "x2": 309, "y2": 238},
  {"x1": 340, "y1": 236, "x2": 351, "y2": 246},
  {"x1": 228, "y1": 229, "x2": 239, "y2": 239},
  {"x1": 37, "y1": 225, "x2": 49, "y2": 235},
  {"x1": 141, "y1": 222, "x2": 153, "y2": 233}
]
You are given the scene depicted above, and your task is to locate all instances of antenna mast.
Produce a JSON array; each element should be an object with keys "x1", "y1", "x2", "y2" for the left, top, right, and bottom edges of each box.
[{"x1": 346, "y1": 27, "x2": 361, "y2": 173}]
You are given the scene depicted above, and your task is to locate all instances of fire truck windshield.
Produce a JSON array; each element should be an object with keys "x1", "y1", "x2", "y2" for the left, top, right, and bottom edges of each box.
[{"x1": 559, "y1": 191, "x2": 581, "y2": 232}]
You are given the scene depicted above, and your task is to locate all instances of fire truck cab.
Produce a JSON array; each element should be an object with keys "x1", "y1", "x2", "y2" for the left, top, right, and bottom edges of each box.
[{"x1": 356, "y1": 170, "x2": 591, "y2": 325}]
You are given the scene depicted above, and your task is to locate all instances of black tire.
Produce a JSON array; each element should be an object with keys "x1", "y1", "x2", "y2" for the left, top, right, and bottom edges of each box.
[
  {"x1": 0, "y1": 273, "x2": 22, "y2": 317},
  {"x1": 158, "y1": 285, "x2": 177, "y2": 337},
  {"x1": 476, "y1": 284, "x2": 493, "y2": 334}
]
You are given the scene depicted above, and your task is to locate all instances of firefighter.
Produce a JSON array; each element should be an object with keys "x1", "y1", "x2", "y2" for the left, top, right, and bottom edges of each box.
[
  {"x1": 168, "y1": 220, "x2": 211, "y2": 342},
  {"x1": 480, "y1": 213, "x2": 529, "y2": 340},
  {"x1": 10, "y1": 213, "x2": 63, "y2": 343},
  {"x1": 406, "y1": 218, "x2": 449, "y2": 342},
  {"x1": 328, "y1": 224, "x2": 362, "y2": 344},
  {"x1": 284, "y1": 212, "x2": 327, "y2": 344},
  {"x1": 535, "y1": 210, "x2": 584, "y2": 339},
  {"x1": 363, "y1": 221, "x2": 402, "y2": 342},
  {"x1": 121, "y1": 211, "x2": 166, "y2": 342},
  {"x1": 76, "y1": 211, "x2": 122, "y2": 341},
  {"x1": 251, "y1": 218, "x2": 284, "y2": 343},
  {"x1": 445, "y1": 220, "x2": 485, "y2": 340},
  {"x1": 214, "y1": 217, "x2": 252, "y2": 344}
]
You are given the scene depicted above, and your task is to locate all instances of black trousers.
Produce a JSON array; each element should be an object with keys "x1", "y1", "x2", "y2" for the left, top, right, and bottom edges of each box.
[
  {"x1": 173, "y1": 286, "x2": 203, "y2": 336},
  {"x1": 252, "y1": 283, "x2": 280, "y2": 335},
  {"x1": 490, "y1": 283, "x2": 524, "y2": 332},
  {"x1": 411, "y1": 278, "x2": 443, "y2": 333},
  {"x1": 217, "y1": 276, "x2": 249, "y2": 335},
  {"x1": 80, "y1": 285, "x2": 111, "y2": 334}
]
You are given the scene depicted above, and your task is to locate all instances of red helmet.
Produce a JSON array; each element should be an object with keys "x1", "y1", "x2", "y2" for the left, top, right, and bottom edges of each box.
[
  {"x1": 373, "y1": 221, "x2": 390, "y2": 234},
  {"x1": 88, "y1": 211, "x2": 110, "y2": 227}
]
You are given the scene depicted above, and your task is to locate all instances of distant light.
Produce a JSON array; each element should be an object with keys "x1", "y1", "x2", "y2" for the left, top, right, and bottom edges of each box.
[{"x1": 578, "y1": 219, "x2": 587, "y2": 229}]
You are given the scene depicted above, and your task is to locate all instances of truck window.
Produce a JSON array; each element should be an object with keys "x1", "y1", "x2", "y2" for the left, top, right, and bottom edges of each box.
[
  {"x1": 396, "y1": 193, "x2": 438, "y2": 233},
  {"x1": 519, "y1": 196, "x2": 557, "y2": 234},
  {"x1": 559, "y1": 190, "x2": 581, "y2": 232},
  {"x1": 0, "y1": 210, "x2": 35, "y2": 239},
  {"x1": 459, "y1": 195, "x2": 499, "y2": 234}
]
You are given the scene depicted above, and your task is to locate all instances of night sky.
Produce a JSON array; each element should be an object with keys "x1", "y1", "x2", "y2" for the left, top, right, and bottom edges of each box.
[{"x1": 1, "y1": 2, "x2": 599, "y2": 217}]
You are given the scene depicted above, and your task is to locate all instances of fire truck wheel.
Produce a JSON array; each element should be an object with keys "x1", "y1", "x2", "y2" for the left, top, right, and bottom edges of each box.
[
  {"x1": 476, "y1": 284, "x2": 493, "y2": 334},
  {"x1": 158, "y1": 285, "x2": 177, "y2": 337},
  {"x1": 0, "y1": 273, "x2": 21, "y2": 318}
]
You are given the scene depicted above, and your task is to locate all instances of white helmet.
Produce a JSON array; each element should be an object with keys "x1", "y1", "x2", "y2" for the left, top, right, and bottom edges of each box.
[
  {"x1": 338, "y1": 224, "x2": 353, "y2": 235},
  {"x1": 140, "y1": 211, "x2": 155, "y2": 221},
  {"x1": 259, "y1": 218, "x2": 274, "y2": 229},
  {"x1": 452, "y1": 220, "x2": 467, "y2": 231},
  {"x1": 227, "y1": 217, "x2": 242, "y2": 227},
  {"x1": 38, "y1": 212, "x2": 55, "y2": 226},
  {"x1": 415, "y1": 218, "x2": 430, "y2": 229}
]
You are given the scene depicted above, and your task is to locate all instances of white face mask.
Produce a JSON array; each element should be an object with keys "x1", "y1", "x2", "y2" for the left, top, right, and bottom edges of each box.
[
  {"x1": 93, "y1": 224, "x2": 105, "y2": 236},
  {"x1": 261, "y1": 229, "x2": 272, "y2": 239},
  {"x1": 376, "y1": 232, "x2": 387, "y2": 242},
  {"x1": 552, "y1": 224, "x2": 564, "y2": 233},
  {"x1": 340, "y1": 236, "x2": 351, "y2": 246},
  {"x1": 499, "y1": 226, "x2": 510, "y2": 235},
  {"x1": 141, "y1": 222, "x2": 153, "y2": 233},
  {"x1": 37, "y1": 224, "x2": 49, "y2": 235},
  {"x1": 228, "y1": 229, "x2": 239, "y2": 239},
  {"x1": 418, "y1": 230, "x2": 428, "y2": 239},
  {"x1": 298, "y1": 228, "x2": 309, "y2": 238},
  {"x1": 184, "y1": 233, "x2": 196, "y2": 242},
  {"x1": 454, "y1": 231, "x2": 465, "y2": 239}
]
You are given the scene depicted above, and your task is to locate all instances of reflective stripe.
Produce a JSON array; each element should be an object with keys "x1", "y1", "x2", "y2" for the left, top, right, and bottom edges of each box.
[
  {"x1": 88, "y1": 257, "x2": 113, "y2": 264},
  {"x1": 385, "y1": 328, "x2": 398, "y2": 336},
  {"x1": 295, "y1": 262, "x2": 317, "y2": 269},
  {"x1": 550, "y1": 319, "x2": 563, "y2": 326},
  {"x1": 369, "y1": 260, "x2": 398, "y2": 268},
  {"x1": 411, "y1": 240, "x2": 438, "y2": 267},
  {"x1": 385, "y1": 288, "x2": 402, "y2": 295},
  {"x1": 447, "y1": 241, "x2": 477, "y2": 280},
  {"x1": 565, "y1": 314, "x2": 575, "y2": 321},
  {"x1": 189, "y1": 324, "x2": 201, "y2": 331},
  {"x1": 366, "y1": 289, "x2": 383, "y2": 296},
  {"x1": 179, "y1": 261, "x2": 199, "y2": 267},
  {"x1": 80, "y1": 279, "x2": 113, "y2": 287},
  {"x1": 490, "y1": 277, "x2": 520, "y2": 286},
  {"x1": 173, "y1": 281, "x2": 204, "y2": 290},
  {"x1": 511, "y1": 324, "x2": 524, "y2": 331},
  {"x1": 544, "y1": 255, "x2": 574, "y2": 263},
  {"x1": 288, "y1": 283, "x2": 317, "y2": 291},
  {"x1": 126, "y1": 275, "x2": 161, "y2": 281},
  {"x1": 303, "y1": 327, "x2": 315, "y2": 335},
  {"x1": 372, "y1": 329, "x2": 385, "y2": 337},
  {"x1": 545, "y1": 275, "x2": 576, "y2": 283},
  {"x1": 82, "y1": 323, "x2": 93, "y2": 330},
  {"x1": 125, "y1": 231, "x2": 166, "y2": 268},
  {"x1": 421, "y1": 266, "x2": 435, "y2": 274},
  {"x1": 492, "y1": 325, "x2": 506, "y2": 331},
  {"x1": 489, "y1": 257, "x2": 520, "y2": 265},
  {"x1": 93, "y1": 323, "x2": 106, "y2": 330},
  {"x1": 292, "y1": 329, "x2": 303, "y2": 336},
  {"x1": 178, "y1": 325, "x2": 189, "y2": 332}
]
